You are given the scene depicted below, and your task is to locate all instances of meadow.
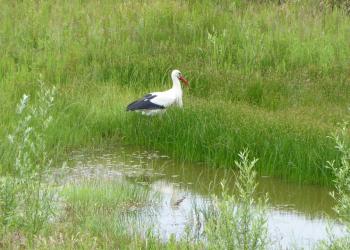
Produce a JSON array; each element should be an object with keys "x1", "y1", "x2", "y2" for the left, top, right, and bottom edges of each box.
[
  {"x1": 1, "y1": 0, "x2": 349, "y2": 184},
  {"x1": 1, "y1": 0, "x2": 350, "y2": 248}
]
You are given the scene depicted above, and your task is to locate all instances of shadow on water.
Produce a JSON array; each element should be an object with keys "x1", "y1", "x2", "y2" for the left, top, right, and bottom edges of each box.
[{"x1": 49, "y1": 144, "x2": 345, "y2": 248}]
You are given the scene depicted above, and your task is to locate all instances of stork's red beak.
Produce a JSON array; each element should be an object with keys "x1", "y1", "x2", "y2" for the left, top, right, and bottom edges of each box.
[{"x1": 179, "y1": 76, "x2": 189, "y2": 86}]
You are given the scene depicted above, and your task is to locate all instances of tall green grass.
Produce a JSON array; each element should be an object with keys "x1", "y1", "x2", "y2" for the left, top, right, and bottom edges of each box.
[
  {"x1": 120, "y1": 101, "x2": 339, "y2": 184},
  {"x1": 0, "y1": 0, "x2": 349, "y2": 184}
]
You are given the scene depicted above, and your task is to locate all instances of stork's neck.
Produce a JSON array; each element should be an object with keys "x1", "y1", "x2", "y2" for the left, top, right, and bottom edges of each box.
[{"x1": 171, "y1": 76, "x2": 182, "y2": 94}]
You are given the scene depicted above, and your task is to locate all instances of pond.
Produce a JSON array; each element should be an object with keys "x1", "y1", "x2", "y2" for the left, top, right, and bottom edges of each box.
[{"x1": 49, "y1": 145, "x2": 345, "y2": 248}]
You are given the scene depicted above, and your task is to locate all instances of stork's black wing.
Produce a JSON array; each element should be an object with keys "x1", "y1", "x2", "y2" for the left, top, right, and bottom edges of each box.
[{"x1": 126, "y1": 94, "x2": 165, "y2": 111}]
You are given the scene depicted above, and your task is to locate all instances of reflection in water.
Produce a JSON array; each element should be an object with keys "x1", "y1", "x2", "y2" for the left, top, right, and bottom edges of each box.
[{"x1": 55, "y1": 145, "x2": 345, "y2": 248}]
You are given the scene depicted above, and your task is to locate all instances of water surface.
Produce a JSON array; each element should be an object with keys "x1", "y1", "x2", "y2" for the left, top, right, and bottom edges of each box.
[{"x1": 51, "y1": 145, "x2": 345, "y2": 248}]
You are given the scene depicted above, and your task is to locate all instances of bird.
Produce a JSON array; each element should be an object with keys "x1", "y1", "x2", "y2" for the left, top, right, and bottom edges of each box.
[{"x1": 126, "y1": 69, "x2": 189, "y2": 116}]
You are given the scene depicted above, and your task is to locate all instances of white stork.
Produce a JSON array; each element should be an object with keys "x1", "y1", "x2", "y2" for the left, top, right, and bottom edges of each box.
[{"x1": 126, "y1": 69, "x2": 189, "y2": 116}]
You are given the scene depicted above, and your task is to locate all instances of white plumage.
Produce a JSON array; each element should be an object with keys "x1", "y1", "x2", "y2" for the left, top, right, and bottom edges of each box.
[{"x1": 126, "y1": 69, "x2": 189, "y2": 116}]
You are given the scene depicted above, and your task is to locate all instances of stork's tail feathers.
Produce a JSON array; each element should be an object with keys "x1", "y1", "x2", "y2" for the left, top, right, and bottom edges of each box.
[{"x1": 126, "y1": 94, "x2": 165, "y2": 111}]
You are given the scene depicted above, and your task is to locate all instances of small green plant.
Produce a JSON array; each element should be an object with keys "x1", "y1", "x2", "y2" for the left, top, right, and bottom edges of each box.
[
  {"x1": 318, "y1": 115, "x2": 350, "y2": 249},
  {"x1": 204, "y1": 150, "x2": 269, "y2": 250},
  {"x1": 329, "y1": 120, "x2": 350, "y2": 227},
  {"x1": 0, "y1": 78, "x2": 56, "y2": 237},
  {"x1": 207, "y1": 28, "x2": 228, "y2": 67}
]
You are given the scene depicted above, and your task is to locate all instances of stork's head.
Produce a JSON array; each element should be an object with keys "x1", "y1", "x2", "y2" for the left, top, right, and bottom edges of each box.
[{"x1": 171, "y1": 69, "x2": 189, "y2": 87}]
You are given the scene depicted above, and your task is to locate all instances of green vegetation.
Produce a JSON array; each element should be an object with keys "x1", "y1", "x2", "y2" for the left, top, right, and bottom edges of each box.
[
  {"x1": 0, "y1": 84, "x2": 270, "y2": 248},
  {"x1": 318, "y1": 117, "x2": 350, "y2": 249},
  {"x1": 1, "y1": 140, "x2": 270, "y2": 249},
  {"x1": 0, "y1": 82, "x2": 56, "y2": 236},
  {"x1": 2, "y1": 1, "x2": 350, "y2": 248},
  {"x1": 1, "y1": 0, "x2": 349, "y2": 184},
  {"x1": 56, "y1": 180, "x2": 155, "y2": 249},
  {"x1": 205, "y1": 150, "x2": 269, "y2": 250}
]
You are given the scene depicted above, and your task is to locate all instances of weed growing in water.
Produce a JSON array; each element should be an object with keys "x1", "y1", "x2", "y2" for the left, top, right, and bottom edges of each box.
[
  {"x1": 204, "y1": 150, "x2": 269, "y2": 250},
  {"x1": 329, "y1": 120, "x2": 350, "y2": 227},
  {"x1": 57, "y1": 179, "x2": 155, "y2": 248},
  {"x1": 0, "y1": 78, "x2": 56, "y2": 238},
  {"x1": 319, "y1": 113, "x2": 350, "y2": 249}
]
